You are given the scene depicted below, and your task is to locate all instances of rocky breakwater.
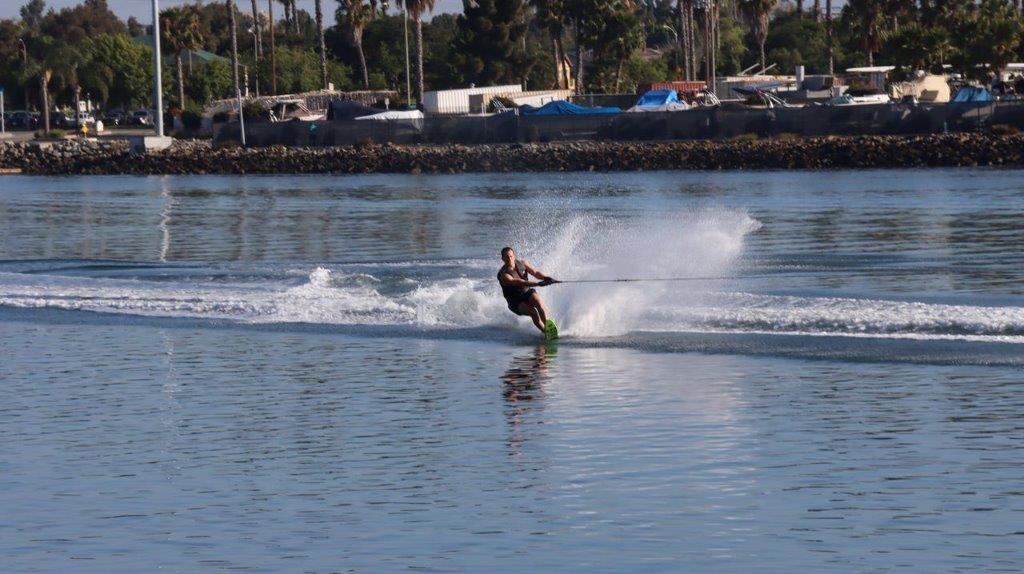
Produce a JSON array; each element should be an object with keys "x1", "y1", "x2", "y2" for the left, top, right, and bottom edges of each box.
[{"x1": 2, "y1": 134, "x2": 1023, "y2": 175}]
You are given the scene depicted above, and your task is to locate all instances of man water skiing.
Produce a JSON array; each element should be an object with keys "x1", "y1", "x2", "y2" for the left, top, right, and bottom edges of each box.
[{"x1": 498, "y1": 247, "x2": 558, "y2": 337}]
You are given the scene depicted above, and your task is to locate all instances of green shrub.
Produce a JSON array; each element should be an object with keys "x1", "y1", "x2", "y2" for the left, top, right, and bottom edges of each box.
[
  {"x1": 242, "y1": 100, "x2": 269, "y2": 122},
  {"x1": 38, "y1": 129, "x2": 67, "y2": 139},
  {"x1": 181, "y1": 106, "x2": 203, "y2": 130}
]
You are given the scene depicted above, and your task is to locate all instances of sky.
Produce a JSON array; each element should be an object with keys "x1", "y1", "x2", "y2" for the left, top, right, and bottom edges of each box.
[{"x1": 0, "y1": 0, "x2": 464, "y2": 22}]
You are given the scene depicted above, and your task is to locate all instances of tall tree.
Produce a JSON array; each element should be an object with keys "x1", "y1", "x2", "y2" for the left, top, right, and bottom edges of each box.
[
  {"x1": 315, "y1": 0, "x2": 329, "y2": 88},
  {"x1": 565, "y1": 0, "x2": 597, "y2": 93},
  {"x1": 454, "y1": 0, "x2": 529, "y2": 87},
  {"x1": 228, "y1": 0, "x2": 241, "y2": 97},
  {"x1": 277, "y1": 0, "x2": 291, "y2": 32},
  {"x1": 532, "y1": 0, "x2": 570, "y2": 88},
  {"x1": 740, "y1": 0, "x2": 777, "y2": 70},
  {"x1": 965, "y1": 0, "x2": 1023, "y2": 77},
  {"x1": 250, "y1": 0, "x2": 263, "y2": 59},
  {"x1": 843, "y1": 0, "x2": 885, "y2": 65},
  {"x1": 593, "y1": 0, "x2": 642, "y2": 92},
  {"x1": 825, "y1": 0, "x2": 833, "y2": 73},
  {"x1": 403, "y1": 0, "x2": 436, "y2": 104},
  {"x1": 268, "y1": 0, "x2": 277, "y2": 93},
  {"x1": 19, "y1": 0, "x2": 46, "y2": 31},
  {"x1": 23, "y1": 37, "x2": 78, "y2": 132},
  {"x1": 39, "y1": 0, "x2": 126, "y2": 44},
  {"x1": 161, "y1": 6, "x2": 203, "y2": 107},
  {"x1": 79, "y1": 33, "x2": 152, "y2": 109},
  {"x1": 336, "y1": 0, "x2": 386, "y2": 88}
]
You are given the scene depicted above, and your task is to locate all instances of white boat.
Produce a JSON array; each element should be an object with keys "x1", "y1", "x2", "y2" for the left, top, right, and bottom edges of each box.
[{"x1": 828, "y1": 93, "x2": 893, "y2": 106}]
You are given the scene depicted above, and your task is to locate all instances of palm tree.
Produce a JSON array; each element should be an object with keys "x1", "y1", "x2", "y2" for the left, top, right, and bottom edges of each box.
[
  {"x1": 276, "y1": 0, "x2": 298, "y2": 35},
  {"x1": 228, "y1": 0, "x2": 241, "y2": 97},
  {"x1": 23, "y1": 38, "x2": 78, "y2": 133},
  {"x1": 161, "y1": 7, "x2": 203, "y2": 107},
  {"x1": 315, "y1": 0, "x2": 328, "y2": 89},
  {"x1": 740, "y1": 0, "x2": 777, "y2": 71},
  {"x1": 268, "y1": 0, "x2": 277, "y2": 94},
  {"x1": 404, "y1": 0, "x2": 436, "y2": 105},
  {"x1": 337, "y1": 0, "x2": 387, "y2": 88},
  {"x1": 826, "y1": 0, "x2": 833, "y2": 73},
  {"x1": 276, "y1": 0, "x2": 291, "y2": 31},
  {"x1": 845, "y1": 0, "x2": 885, "y2": 65},
  {"x1": 250, "y1": 0, "x2": 263, "y2": 59}
]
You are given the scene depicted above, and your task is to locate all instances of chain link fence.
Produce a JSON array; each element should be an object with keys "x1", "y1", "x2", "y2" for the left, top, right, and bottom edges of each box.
[{"x1": 218, "y1": 101, "x2": 1023, "y2": 147}]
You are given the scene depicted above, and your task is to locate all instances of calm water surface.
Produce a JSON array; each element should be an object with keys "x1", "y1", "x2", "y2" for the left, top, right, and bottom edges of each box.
[{"x1": 1, "y1": 171, "x2": 1022, "y2": 572}]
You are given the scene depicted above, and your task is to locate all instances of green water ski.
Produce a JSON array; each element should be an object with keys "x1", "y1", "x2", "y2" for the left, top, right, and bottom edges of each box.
[{"x1": 544, "y1": 319, "x2": 559, "y2": 341}]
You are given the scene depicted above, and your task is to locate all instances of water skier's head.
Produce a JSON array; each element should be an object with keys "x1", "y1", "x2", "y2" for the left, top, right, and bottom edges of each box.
[{"x1": 501, "y1": 246, "x2": 515, "y2": 266}]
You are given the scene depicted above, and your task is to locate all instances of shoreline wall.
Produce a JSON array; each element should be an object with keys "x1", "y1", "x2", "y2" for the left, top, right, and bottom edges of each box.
[{"x1": 2, "y1": 134, "x2": 1023, "y2": 175}]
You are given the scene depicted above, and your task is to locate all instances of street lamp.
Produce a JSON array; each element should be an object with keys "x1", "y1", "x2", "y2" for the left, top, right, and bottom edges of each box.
[
  {"x1": 19, "y1": 38, "x2": 28, "y2": 111},
  {"x1": 151, "y1": 0, "x2": 165, "y2": 137}
]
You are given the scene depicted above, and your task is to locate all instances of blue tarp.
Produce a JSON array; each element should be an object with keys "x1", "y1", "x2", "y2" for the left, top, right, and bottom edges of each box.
[
  {"x1": 521, "y1": 100, "x2": 621, "y2": 116},
  {"x1": 635, "y1": 89, "x2": 679, "y2": 107},
  {"x1": 952, "y1": 87, "x2": 993, "y2": 102}
]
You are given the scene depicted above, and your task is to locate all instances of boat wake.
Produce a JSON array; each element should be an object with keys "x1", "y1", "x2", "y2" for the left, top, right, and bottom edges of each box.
[{"x1": 2, "y1": 209, "x2": 1023, "y2": 363}]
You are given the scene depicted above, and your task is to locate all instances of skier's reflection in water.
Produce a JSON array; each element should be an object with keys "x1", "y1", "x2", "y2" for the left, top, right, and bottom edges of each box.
[{"x1": 502, "y1": 344, "x2": 554, "y2": 456}]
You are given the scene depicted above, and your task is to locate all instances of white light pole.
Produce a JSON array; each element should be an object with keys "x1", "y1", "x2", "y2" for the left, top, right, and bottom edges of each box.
[
  {"x1": 152, "y1": 0, "x2": 165, "y2": 137},
  {"x1": 1, "y1": 88, "x2": 6, "y2": 134}
]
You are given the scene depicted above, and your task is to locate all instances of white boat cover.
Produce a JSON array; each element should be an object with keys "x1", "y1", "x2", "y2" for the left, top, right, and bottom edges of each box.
[
  {"x1": 355, "y1": 110, "x2": 426, "y2": 121},
  {"x1": 626, "y1": 102, "x2": 691, "y2": 113}
]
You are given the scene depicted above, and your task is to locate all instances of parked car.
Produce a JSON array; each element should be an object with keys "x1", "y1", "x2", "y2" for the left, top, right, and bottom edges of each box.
[
  {"x1": 102, "y1": 109, "x2": 126, "y2": 126},
  {"x1": 129, "y1": 109, "x2": 152, "y2": 126},
  {"x1": 8, "y1": 111, "x2": 26, "y2": 128},
  {"x1": 9, "y1": 110, "x2": 39, "y2": 130},
  {"x1": 51, "y1": 111, "x2": 71, "y2": 129}
]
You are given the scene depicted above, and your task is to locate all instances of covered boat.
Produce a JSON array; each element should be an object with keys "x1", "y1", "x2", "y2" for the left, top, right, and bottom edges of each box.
[
  {"x1": 626, "y1": 89, "x2": 690, "y2": 112},
  {"x1": 520, "y1": 100, "x2": 620, "y2": 115},
  {"x1": 951, "y1": 87, "x2": 993, "y2": 102}
]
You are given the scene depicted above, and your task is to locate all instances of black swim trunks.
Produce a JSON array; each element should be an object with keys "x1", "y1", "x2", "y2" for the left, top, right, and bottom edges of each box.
[{"x1": 507, "y1": 288, "x2": 537, "y2": 312}]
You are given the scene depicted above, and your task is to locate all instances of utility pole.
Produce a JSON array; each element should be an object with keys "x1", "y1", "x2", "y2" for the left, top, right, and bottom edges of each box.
[{"x1": 152, "y1": 0, "x2": 165, "y2": 137}]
